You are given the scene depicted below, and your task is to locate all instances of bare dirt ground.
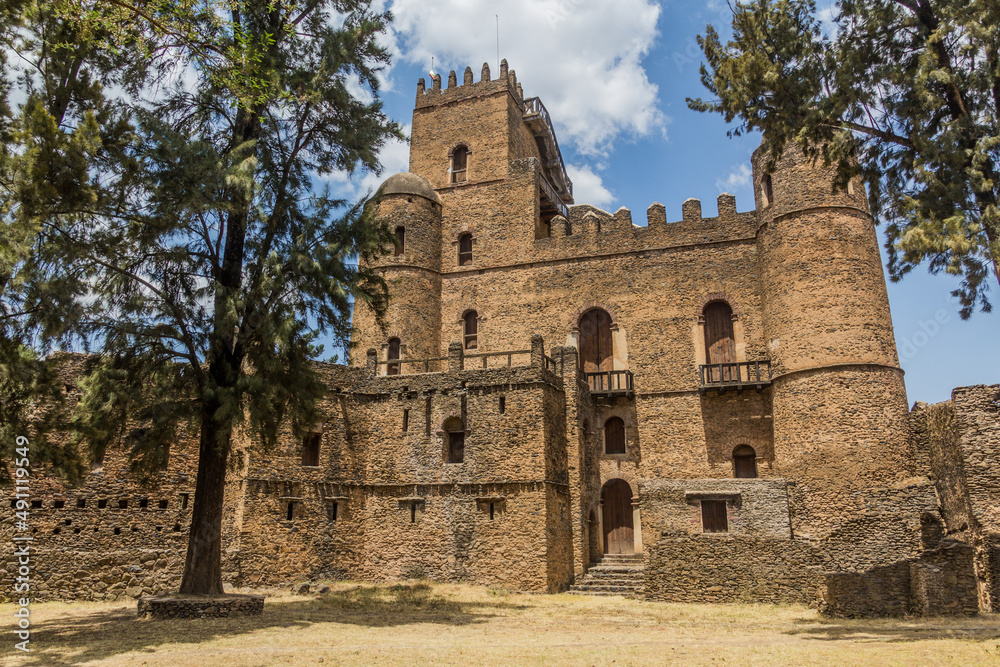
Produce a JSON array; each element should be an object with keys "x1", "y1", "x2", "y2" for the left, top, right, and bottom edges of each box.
[{"x1": 3, "y1": 581, "x2": 1000, "y2": 666}]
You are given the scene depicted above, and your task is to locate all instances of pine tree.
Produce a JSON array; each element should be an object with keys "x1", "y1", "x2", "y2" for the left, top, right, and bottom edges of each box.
[
  {"x1": 689, "y1": 0, "x2": 1000, "y2": 317},
  {"x1": 2, "y1": 1, "x2": 400, "y2": 594}
]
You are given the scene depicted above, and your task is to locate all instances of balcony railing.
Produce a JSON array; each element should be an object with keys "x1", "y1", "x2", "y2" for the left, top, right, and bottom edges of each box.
[
  {"x1": 585, "y1": 370, "x2": 634, "y2": 396},
  {"x1": 376, "y1": 357, "x2": 447, "y2": 375},
  {"x1": 699, "y1": 361, "x2": 772, "y2": 392}
]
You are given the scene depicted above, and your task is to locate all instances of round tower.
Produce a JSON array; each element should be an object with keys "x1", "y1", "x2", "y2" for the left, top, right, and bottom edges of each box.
[
  {"x1": 350, "y1": 172, "x2": 443, "y2": 372},
  {"x1": 754, "y1": 142, "x2": 922, "y2": 557}
]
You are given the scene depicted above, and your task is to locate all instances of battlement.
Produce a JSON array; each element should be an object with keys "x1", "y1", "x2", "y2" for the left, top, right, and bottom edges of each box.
[
  {"x1": 535, "y1": 192, "x2": 757, "y2": 252},
  {"x1": 415, "y1": 59, "x2": 523, "y2": 109}
]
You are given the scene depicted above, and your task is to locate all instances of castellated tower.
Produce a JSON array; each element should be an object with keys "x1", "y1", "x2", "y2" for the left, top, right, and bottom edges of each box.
[
  {"x1": 753, "y1": 144, "x2": 928, "y2": 561},
  {"x1": 350, "y1": 173, "x2": 443, "y2": 369}
]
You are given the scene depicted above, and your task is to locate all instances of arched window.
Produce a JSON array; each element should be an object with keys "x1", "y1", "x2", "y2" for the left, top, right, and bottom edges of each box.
[
  {"x1": 463, "y1": 311, "x2": 478, "y2": 350},
  {"x1": 444, "y1": 417, "x2": 465, "y2": 463},
  {"x1": 387, "y1": 337, "x2": 401, "y2": 376},
  {"x1": 458, "y1": 233, "x2": 473, "y2": 265},
  {"x1": 394, "y1": 226, "x2": 405, "y2": 256},
  {"x1": 733, "y1": 445, "x2": 757, "y2": 478},
  {"x1": 761, "y1": 173, "x2": 773, "y2": 207},
  {"x1": 302, "y1": 433, "x2": 321, "y2": 467},
  {"x1": 451, "y1": 145, "x2": 468, "y2": 183},
  {"x1": 604, "y1": 417, "x2": 625, "y2": 454},
  {"x1": 703, "y1": 301, "x2": 736, "y2": 382},
  {"x1": 578, "y1": 309, "x2": 613, "y2": 374}
]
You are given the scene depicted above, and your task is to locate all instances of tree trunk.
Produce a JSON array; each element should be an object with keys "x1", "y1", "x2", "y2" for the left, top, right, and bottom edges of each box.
[{"x1": 178, "y1": 401, "x2": 231, "y2": 595}]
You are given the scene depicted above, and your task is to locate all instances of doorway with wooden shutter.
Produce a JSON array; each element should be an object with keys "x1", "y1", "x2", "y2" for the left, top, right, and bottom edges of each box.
[
  {"x1": 601, "y1": 478, "x2": 634, "y2": 555},
  {"x1": 703, "y1": 301, "x2": 736, "y2": 382},
  {"x1": 579, "y1": 308, "x2": 613, "y2": 374}
]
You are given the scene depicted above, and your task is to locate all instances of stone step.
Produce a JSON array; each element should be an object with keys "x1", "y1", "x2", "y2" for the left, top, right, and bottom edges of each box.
[
  {"x1": 594, "y1": 555, "x2": 643, "y2": 562},
  {"x1": 575, "y1": 578, "x2": 644, "y2": 588},
  {"x1": 568, "y1": 583, "x2": 644, "y2": 593},
  {"x1": 587, "y1": 565, "x2": 646, "y2": 575},
  {"x1": 591, "y1": 560, "x2": 643, "y2": 567},
  {"x1": 581, "y1": 569, "x2": 645, "y2": 578},
  {"x1": 566, "y1": 589, "x2": 643, "y2": 597}
]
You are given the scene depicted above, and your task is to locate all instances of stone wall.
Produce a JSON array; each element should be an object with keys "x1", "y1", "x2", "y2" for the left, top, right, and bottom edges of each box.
[
  {"x1": 823, "y1": 540, "x2": 979, "y2": 617},
  {"x1": 914, "y1": 385, "x2": 1000, "y2": 611},
  {"x1": 644, "y1": 534, "x2": 824, "y2": 605},
  {"x1": 640, "y1": 478, "x2": 793, "y2": 539}
]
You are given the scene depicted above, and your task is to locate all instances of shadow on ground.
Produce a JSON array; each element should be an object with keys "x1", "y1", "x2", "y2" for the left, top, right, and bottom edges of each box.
[
  {"x1": 785, "y1": 614, "x2": 1000, "y2": 643},
  {"x1": 17, "y1": 583, "x2": 526, "y2": 666}
]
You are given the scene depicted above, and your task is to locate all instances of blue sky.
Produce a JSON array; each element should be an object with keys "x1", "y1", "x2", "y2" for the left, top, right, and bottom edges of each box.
[{"x1": 338, "y1": 0, "x2": 998, "y2": 405}]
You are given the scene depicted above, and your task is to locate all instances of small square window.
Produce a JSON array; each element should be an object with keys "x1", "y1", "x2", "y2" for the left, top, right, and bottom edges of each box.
[{"x1": 701, "y1": 499, "x2": 728, "y2": 533}]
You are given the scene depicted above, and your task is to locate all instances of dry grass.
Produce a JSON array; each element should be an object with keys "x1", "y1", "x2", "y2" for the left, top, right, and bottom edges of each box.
[{"x1": 3, "y1": 581, "x2": 1000, "y2": 666}]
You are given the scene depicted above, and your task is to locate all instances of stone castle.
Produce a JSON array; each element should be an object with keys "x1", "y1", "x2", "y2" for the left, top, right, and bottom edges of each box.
[{"x1": 4, "y1": 61, "x2": 999, "y2": 617}]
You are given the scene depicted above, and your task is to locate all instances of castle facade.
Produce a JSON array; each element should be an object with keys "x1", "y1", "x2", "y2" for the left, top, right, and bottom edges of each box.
[{"x1": 5, "y1": 61, "x2": 998, "y2": 617}]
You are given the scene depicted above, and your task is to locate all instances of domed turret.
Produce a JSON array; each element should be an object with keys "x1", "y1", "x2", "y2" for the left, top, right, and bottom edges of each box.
[
  {"x1": 379, "y1": 172, "x2": 442, "y2": 206},
  {"x1": 350, "y1": 172, "x2": 443, "y2": 372}
]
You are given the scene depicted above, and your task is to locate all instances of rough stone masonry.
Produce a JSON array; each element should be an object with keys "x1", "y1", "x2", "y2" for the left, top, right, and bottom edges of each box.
[{"x1": 3, "y1": 60, "x2": 998, "y2": 617}]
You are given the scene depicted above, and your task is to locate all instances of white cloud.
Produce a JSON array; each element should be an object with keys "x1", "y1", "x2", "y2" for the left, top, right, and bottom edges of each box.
[
  {"x1": 387, "y1": 0, "x2": 667, "y2": 156},
  {"x1": 566, "y1": 164, "x2": 614, "y2": 208},
  {"x1": 715, "y1": 164, "x2": 751, "y2": 193},
  {"x1": 816, "y1": 3, "x2": 840, "y2": 39}
]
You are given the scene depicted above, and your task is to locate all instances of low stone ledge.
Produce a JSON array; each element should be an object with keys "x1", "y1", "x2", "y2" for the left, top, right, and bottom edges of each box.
[{"x1": 137, "y1": 593, "x2": 264, "y2": 619}]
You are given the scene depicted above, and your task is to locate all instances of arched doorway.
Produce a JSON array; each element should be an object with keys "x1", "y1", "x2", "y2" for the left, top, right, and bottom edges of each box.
[
  {"x1": 601, "y1": 479, "x2": 634, "y2": 555},
  {"x1": 733, "y1": 444, "x2": 757, "y2": 478},
  {"x1": 578, "y1": 308, "x2": 613, "y2": 374}
]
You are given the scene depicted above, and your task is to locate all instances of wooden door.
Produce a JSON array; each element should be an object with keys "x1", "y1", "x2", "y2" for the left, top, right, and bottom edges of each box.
[
  {"x1": 601, "y1": 479, "x2": 634, "y2": 555},
  {"x1": 579, "y1": 309, "x2": 613, "y2": 374},
  {"x1": 703, "y1": 302, "x2": 735, "y2": 381}
]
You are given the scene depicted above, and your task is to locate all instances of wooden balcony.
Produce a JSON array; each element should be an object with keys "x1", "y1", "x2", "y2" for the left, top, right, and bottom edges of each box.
[
  {"x1": 699, "y1": 361, "x2": 772, "y2": 393},
  {"x1": 585, "y1": 370, "x2": 634, "y2": 397}
]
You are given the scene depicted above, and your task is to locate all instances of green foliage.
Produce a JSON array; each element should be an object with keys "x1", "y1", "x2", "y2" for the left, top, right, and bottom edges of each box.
[
  {"x1": 690, "y1": 0, "x2": 1000, "y2": 317},
  {"x1": 0, "y1": 340, "x2": 86, "y2": 483},
  {"x1": 1, "y1": 1, "x2": 399, "y2": 477}
]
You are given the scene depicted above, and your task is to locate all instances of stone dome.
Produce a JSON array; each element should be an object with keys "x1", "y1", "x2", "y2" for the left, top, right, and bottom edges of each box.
[{"x1": 378, "y1": 172, "x2": 441, "y2": 205}]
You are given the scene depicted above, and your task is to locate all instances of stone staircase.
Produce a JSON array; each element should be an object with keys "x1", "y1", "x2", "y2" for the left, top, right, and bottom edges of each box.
[{"x1": 567, "y1": 554, "x2": 645, "y2": 597}]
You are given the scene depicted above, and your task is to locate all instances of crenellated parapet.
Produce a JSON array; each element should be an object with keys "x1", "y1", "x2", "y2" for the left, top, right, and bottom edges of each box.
[
  {"x1": 532, "y1": 193, "x2": 757, "y2": 252},
  {"x1": 416, "y1": 58, "x2": 523, "y2": 109}
]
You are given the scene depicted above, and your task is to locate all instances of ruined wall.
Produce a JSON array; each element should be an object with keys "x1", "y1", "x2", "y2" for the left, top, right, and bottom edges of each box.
[
  {"x1": 0, "y1": 361, "x2": 202, "y2": 601},
  {"x1": 912, "y1": 400, "x2": 970, "y2": 539},
  {"x1": 823, "y1": 540, "x2": 979, "y2": 618},
  {"x1": 915, "y1": 385, "x2": 1000, "y2": 611}
]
